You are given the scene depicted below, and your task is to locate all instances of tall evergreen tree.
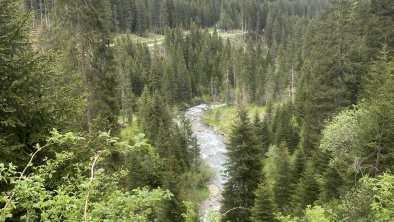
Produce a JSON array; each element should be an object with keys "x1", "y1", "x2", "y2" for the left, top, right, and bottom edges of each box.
[
  {"x1": 319, "y1": 164, "x2": 343, "y2": 203},
  {"x1": 221, "y1": 108, "x2": 263, "y2": 222},
  {"x1": 174, "y1": 46, "x2": 192, "y2": 103},
  {"x1": 359, "y1": 47, "x2": 394, "y2": 175},
  {"x1": 273, "y1": 103, "x2": 299, "y2": 152},
  {"x1": 271, "y1": 143, "x2": 293, "y2": 212},
  {"x1": 0, "y1": 0, "x2": 81, "y2": 166},
  {"x1": 290, "y1": 160, "x2": 320, "y2": 215},
  {"x1": 251, "y1": 175, "x2": 278, "y2": 222},
  {"x1": 52, "y1": 0, "x2": 119, "y2": 131}
]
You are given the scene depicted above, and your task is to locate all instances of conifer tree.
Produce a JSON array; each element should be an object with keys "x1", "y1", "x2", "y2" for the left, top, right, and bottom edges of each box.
[
  {"x1": 253, "y1": 112, "x2": 270, "y2": 153},
  {"x1": 271, "y1": 143, "x2": 293, "y2": 212},
  {"x1": 274, "y1": 103, "x2": 299, "y2": 152},
  {"x1": 177, "y1": 115, "x2": 201, "y2": 167},
  {"x1": 290, "y1": 160, "x2": 319, "y2": 215},
  {"x1": 319, "y1": 165, "x2": 343, "y2": 203},
  {"x1": 360, "y1": 47, "x2": 394, "y2": 175},
  {"x1": 53, "y1": 0, "x2": 119, "y2": 131},
  {"x1": 0, "y1": 0, "x2": 81, "y2": 165},
  {"x1": 159, "y1": 0, "x2": 169, "y2": 34},
  {"x1": 114, "y1": 36, "x2": 135, "y2": 125},
  {"x1": 292, "y1": 147, "x2": 306, "y2": 183},
  {"x1": 175, "y1": 46, "x2": 192, "y2": 103},
  {"x1": 221, "y1": 108, "x2": 263, "y2": 222},
  {"x1": 149, "y1": 54, "x2": 164, "y2": 91},
  {"x1": 251, "y1": 175, "x2": 278, "y2": 222},
  {"x1": 138, "y1": 90, "x2": 172, "y2": 146}
]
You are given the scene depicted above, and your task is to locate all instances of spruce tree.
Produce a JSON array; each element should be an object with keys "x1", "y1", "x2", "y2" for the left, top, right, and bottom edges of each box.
[
  {"x1": 360, "y1": 47, "x2": 394, "y2": 175},
  {"x1": 221, "y1": 108, "x2": 263, "y2": 222},
  {"x1": 0, "y1": 0, "x2": 81, "y2": 165},
  {"x1": 175, "y1": 46, "x2": 192, "y2": 103},
  {"x1": 53, "y1": 0, "x2": 119, "y2": 131},
  {"x1": 271, "y1": 143, "x2": 293, "y2": 212},
  {"x1": 251, "y1": 175, "x2": 278, "y2": 222},
  {"x1": 138, "y1": 90, "x2": 172, "y2": 146},
  {"x1": 273, "y1": 103, "x2": 299, "y2": 153},
  {"x1": 290, "y1": 160, "x2": 319, "y2": 215},
  {"x1": 177, "y1": 115, "x2": 201, "y2": 167},
  {"x1": 292, "y1": 147, "x2": 306, "y2": 183},
  {"x1": 319, "y1": 165, "x2": 343, "y2": 203}
]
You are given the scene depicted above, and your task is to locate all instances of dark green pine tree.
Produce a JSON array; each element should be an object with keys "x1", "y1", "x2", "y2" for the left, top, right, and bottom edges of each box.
[
  {"x1": 0, "y1": 0, "x2": 81, "y2": 166},
  {"x1": 253, "y1": 112, "x2": 270, "y2": 153},
  {"x1": 138, "y1": 89, "x2": 191, "y2": 221},
  {"x1": 53, "y1": 0, "x2": 119, "y2": 131},
  {"x1": 253, "y1": 112, "x2": 262, "y2": 131},
  {"x1": 295, "y1": 0, "x2": 364, "y2": 153},
  {"x1": 319, "y1": 164, "x2": 343, "y2": 203},
  {"x1": 290, "y1": 160, "x2": 320, "y2": 215},
  {"x1": 273, "y1": 103, "x2": 299, "y2": 153},
  {"x1": 251, "y1": 175, "x2": 278, "y2": 222},
  {"x1": 259, "y1": 120, "x2": 271, "y2": 153},
  {"x1": 292, "y1": 147, "x2": 306, "y2": 183},
  {"x1": 161, "y1": 64, "x2": 176, "y2": 105},
  {"x1": 177, "y1": 114, "x2": 201, "y2": 167},
  {"x1": 359, "y1": 47, "x2": 394, "y2": 175},
  {"x1": 138, "y1": 89, "x2": 172, "y2": 146},
  {"x1": 149, "y1": 54, "x2": 164, "y2": 91},
  {"x1": 272, "y1": 143, "x2": 293, "y2": 212},
  {"x1": 159, "y1": 0, "x2": 169, "y2": 34},
  {"x1": 135, "y1": 0, "x2": 149, "y2": 35},
  {"x1": 175, "y1": 46, "x2": 192, "y2": 103},
  {"x1": 221, "y1": 108, "x2": 263, "y2": 222}
]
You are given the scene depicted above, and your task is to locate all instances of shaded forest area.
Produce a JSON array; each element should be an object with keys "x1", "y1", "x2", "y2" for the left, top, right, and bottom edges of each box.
[{"x1": 1, "y1": 0, "x2": 394, "y2": 221}]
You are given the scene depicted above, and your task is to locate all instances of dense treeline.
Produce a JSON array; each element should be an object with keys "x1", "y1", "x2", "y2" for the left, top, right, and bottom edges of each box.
[
  {"x1": 219, "y1": 0, "x2": 394, "y2": 221},
  {"x1": 2, "y1": 0, "x2": 394, "y2": 221},
  {"x1": 25, "y1": 0, "x2": 327, "y2": 39},
  {"x1": 1, "y1": 0, "x2": 210, "y2": 221},
  {"x1": 25, "y1": 0, "x2": 220, "y2": 35}
]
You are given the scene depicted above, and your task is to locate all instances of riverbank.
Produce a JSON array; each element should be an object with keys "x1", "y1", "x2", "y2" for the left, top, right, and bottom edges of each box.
[
  {"x1": 184, "y1": 104, "x2": 227, "y2": 218},
  {"x1": 202, "y1": 105, "x2": 266, "y2": 136}
]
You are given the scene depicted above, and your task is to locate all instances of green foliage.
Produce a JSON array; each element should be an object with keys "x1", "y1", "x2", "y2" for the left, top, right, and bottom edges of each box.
[
  {"x1": 51, "y1": 0, "x2": 119, "y2": 131},
  {"x1": 291, "y1": 161, "x2": 320, "y2": 215},
  {"x1": 273, "y1": 103, "x2": 299, "y2": 153},
  {"x1": 182, "y1": 201, "x2": 199, "y2": 222},
  {"x1": 277, "y1": 205, "x2": 336, "y2": 222},
  {"x1": 221, "y1": 108, "x2": 263, "y2": 221},
  {"x1": 203, "y1": 105, "x2": 266, "y2": 136},
  {"x1": 336, "y1": 173, "x2": 394, "y2": 222},
  {"x1": 119, "y1": 116, "x2": 141, "y2": 141},
  {"x1": 204, "y1": 210, "x2": 221, "y2": 222},
  {"x1": 0, "y1": 131, "x2": 171, "y2": 221},
  {"x1": 264, "y1": 142, "x2": 296, "y2": 213},
  {"x1": 251, "y1": 178, "x2": 278, "y2": 222},
  {"x1": 269, "y1": 143, "x2": 293, "y2": 211},
  {"x1": 0, "y1": 0, "x2": 82, "y2": 167},
  {"x1": 319, "y1": 106, "x2": 366, "y2": 186},
  {"x1": 280, "y1": 173, "x2": 394, "y2": 222},
  {"x1": 320, "y1": 50, "x2": 394, "y2": 177},
  {"x1": 4, "y1": 0, "x2": 394, "y2": 221},
  {"x1": 178, "y1": 163, "x2": 213, "y2": 204}
]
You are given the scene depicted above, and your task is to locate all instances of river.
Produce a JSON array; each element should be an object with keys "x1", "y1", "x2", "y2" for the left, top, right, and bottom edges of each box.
[{"x1": 184, "y1": 104, "x2": 227, "y2": 218}]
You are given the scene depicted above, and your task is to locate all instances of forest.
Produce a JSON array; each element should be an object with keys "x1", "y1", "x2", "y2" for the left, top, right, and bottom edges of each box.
[{"x1": 1, "y1": 0, "x2": 394, "y2": 221}]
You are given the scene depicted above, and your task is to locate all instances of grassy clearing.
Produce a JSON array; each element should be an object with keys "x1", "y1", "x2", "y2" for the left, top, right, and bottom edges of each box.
[
  {"x1": 202, "y1": 105, "x2": 266, "y2": 136},
  {"x1": 114, "y1": 29, "x2": 243, "y2": 48},
  {"x1": 115, "y1": 33, "x2": 165, "y2": 45}
]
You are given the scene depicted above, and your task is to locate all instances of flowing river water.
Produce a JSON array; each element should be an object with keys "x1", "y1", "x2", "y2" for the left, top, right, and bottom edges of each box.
[{"x1": 184, "y1": 104, "x2": 227, "y2": 217}]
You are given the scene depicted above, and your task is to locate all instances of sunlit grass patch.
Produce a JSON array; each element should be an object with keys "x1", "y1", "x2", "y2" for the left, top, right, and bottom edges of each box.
[{"x1": 202, "y1": 105, "x2": 265, "y2": 136}]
